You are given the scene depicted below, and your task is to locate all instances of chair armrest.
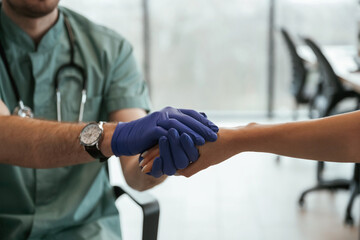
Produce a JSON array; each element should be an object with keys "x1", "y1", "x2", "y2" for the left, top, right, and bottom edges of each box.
[
  {"x1": 327, "y1": 90, "x2": 360, "y2": 115},
  {"x1": 113, "y1": 185, "x2": 160, "y2": 240}
]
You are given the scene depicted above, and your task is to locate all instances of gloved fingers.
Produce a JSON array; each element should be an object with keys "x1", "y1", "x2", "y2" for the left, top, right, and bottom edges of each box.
[
  {"x1": 147, "y1": 157, "x2": 163, "y2": 178},
  {"x1": 180, "y1": 133, "x2": 199, "y2": 163},
  {"x1": 135, "y1": 126, "x2": 167, "y2": 155},
  {"x1": 157, "y1": 119, "x2": 205, "y2": 145},
  {"x1": 199, "y1": 112, "x2": 207, "y2": 118},
  {"x1": 167, "y1": 113, "x2": 218, "y2": 142},
  {"x1": 152, "y1": 126, "x2": 168, "y2": 139},
  {"x1": 137, "y1": 126, "x2": 168, "y2": 155},
  {"x1": 178, "y1": 109, "x2": 219, "y2": 133},
  {"x1": 168, "y1": 128, "x2": 190, "y2": 169},
  {"x1": 159, "y1": 136, "x2": 177, "y2": 175}
]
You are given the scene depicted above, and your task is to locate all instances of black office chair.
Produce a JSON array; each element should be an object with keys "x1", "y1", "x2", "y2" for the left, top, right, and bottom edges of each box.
[
  {"x1": 298, "y1": 38, "x2": 360, "y2": 225},
  {"x1": 280, "y1": 28, "x2": 312, "y2": 120},
  {"x1": 105, "y1": 163, "x2": 160, "y2": 240}
]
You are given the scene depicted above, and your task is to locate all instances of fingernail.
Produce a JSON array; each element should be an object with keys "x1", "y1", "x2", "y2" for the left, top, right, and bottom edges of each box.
[
  {"x1": 142, "y1": 164, "x2": 151, "y2": 173},
  {"x1": 141, "y1": 151, "x2": 148, "y2": 158},
  {"x1": 139, "y1": 160, "x2": 144, "y2": 167}
]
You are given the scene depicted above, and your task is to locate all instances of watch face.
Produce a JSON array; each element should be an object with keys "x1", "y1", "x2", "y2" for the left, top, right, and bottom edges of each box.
[{"x1": 80, "y1": 123, "x2": 102, "y2": 146}]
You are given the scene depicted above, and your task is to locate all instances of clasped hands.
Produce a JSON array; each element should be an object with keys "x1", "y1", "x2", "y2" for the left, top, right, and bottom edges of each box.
[{"x1": 111, "y1": 106, "x2": 222, "y2": 178}]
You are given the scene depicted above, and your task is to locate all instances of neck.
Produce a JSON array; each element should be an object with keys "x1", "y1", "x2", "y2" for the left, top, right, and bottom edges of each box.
[{"x1": 2, "y1": 1, "x2": 58, "y2": 44}]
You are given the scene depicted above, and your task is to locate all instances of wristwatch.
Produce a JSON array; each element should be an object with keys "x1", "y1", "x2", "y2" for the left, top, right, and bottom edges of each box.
[{"x1": 79, "y1": 121, "x2": 109, "y2": 162}]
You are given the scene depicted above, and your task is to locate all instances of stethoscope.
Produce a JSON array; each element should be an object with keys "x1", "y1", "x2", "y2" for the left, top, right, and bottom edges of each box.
[{"x1": 0, "y1": 14, "x2": 87, "y2": 122}]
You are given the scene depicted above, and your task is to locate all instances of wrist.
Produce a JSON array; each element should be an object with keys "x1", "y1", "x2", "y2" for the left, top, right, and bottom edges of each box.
[
  {"x1": 231, "y1": 122, "x2": 260, "y2": 154},
  {"x1": 221, "y1": 127, "x2": 244, "y2": 156},
  {"x1": 234, "y1": 122, "x2": 279, "y2": 154},
  {"x1": 99, "y1": 123, "x2": 117, "y2": 157}
]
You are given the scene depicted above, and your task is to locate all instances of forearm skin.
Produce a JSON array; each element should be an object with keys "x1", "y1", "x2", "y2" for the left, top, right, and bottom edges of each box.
[
  {"x1": 0, "y1": 116, "x2": 115, "y2": 168},
  {"x1": 232, "y1": 111, "x2": 360, "y2": 163}
]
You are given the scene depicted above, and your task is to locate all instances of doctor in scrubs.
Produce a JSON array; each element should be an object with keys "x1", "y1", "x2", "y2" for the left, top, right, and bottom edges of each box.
[{"x1": 0, "y1": 0, "x2": 219, "y2": 239}]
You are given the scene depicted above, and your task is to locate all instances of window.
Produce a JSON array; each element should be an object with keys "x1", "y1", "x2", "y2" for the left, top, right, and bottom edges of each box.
[{"x1": 61, "y1": 0, "x2": 359, "y2": 115}]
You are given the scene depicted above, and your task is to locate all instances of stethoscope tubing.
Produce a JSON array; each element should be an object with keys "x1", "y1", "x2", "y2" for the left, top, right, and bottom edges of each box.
[{"x1": 0, "y1": 13, "x2": 87, "y2": 122}]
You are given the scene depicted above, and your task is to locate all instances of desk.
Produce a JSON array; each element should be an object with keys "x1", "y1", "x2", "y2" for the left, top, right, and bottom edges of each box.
[{"x1": 297, "y1": 45, "x2": 360, "y2": 93}]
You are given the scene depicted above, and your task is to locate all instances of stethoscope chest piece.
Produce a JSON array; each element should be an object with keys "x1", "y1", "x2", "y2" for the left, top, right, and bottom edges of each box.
[{"x1": 13, "y1": 100, "x2": 34, "y2": 118}]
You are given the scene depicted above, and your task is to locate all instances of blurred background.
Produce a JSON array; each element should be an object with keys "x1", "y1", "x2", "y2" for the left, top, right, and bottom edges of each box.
[
  {"x1": 61, "y1": 0, "x2": 360, "y2": 239},
  {"x1": 62, "y1": 0, "x2": 359, "y2": 115}
]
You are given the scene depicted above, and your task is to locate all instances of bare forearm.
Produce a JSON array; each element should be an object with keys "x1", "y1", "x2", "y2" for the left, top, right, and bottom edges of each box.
[
  {"x1": 139, "y1": 111, "x2": 360, "y2": 178},
  {"x1": 0, "y1": 116, "x2": 115, "y2": 168},
  {"x1": 120, "y1": 155, "x2": 166, "y2": 191},
  {"x1": 233, "y1": 111, "x2": 360, "y2": 163}
]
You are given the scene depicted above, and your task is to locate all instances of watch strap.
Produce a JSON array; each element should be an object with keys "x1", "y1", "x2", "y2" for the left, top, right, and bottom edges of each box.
[{"x1": 85, "y1": 145, "x2": 109, "y2": 162}]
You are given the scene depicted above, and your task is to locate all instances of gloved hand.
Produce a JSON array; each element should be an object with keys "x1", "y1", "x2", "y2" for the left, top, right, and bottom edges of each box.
[
  {"x1": 140, "y1": 128, "x2": 199, "y2": 178},
  {"x1": 111, "y1": 107, "x2": 218, "y2": 156}
]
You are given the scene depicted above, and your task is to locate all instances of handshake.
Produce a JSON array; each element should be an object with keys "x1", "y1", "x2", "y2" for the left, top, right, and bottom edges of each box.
[{"x1": 111, "y1": 107, "x2": 220, "y2": 178}]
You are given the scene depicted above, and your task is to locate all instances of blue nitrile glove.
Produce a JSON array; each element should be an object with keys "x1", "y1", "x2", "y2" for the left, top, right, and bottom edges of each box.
[
  {"x1": 145, "y1": 128, "x2": 200, "y2": 178},
  {"x1": 111, "y1": 107, "x2": 218, "y2": 156}
]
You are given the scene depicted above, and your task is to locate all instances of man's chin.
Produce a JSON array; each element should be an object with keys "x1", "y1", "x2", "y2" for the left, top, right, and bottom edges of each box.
[
  {"x1": 18, "y1": 10, "x2": 55, "y2": 19},
  {"x1": 6, "y1": 0, "x2": 60, "y2": 18}
]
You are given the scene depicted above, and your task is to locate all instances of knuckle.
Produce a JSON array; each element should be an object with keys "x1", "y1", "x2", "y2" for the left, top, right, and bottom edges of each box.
[
  {"x1": 166, "y1": 119, "x2": 177, "y2": 125},
  {"x1": 159, "y1": 136, "x2": 168, "y2": 144},
  {"x1": 152, "y1": 111, "x2": 162, "y2": 118},
  {"x1": 163, "y1": 106, "x2": 173, "y2": 112}
]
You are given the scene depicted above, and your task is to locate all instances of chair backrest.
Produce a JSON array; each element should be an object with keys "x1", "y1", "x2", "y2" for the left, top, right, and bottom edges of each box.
[
  {"x1": 280, "y1": 28, "x2": 307, "y2": 102},
  {"x1": 303, "y1": 38, "x2": 345, "y2": 97}
]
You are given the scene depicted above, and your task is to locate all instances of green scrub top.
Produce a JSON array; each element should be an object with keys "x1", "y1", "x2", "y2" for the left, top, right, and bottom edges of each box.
[{"x1": 0, "y1": 5, "x2": 151, "y2": 240}]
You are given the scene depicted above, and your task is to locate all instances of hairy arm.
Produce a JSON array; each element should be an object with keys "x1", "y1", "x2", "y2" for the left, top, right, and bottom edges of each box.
[
  {"x1": 109, "y1": 108, "x2": 166, "y2": 191},
  {"x1": 0, "y1": 100, "x2": 103, "y2": 168},
  {"x1": 0, "y1": 98, "x2": 165, "y2": 189}
]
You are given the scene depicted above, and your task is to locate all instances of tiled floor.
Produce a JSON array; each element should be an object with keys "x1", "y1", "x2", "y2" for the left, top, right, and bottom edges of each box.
[{"x1": 110, "y1": 119, "x2": 360, "y2": 240}]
